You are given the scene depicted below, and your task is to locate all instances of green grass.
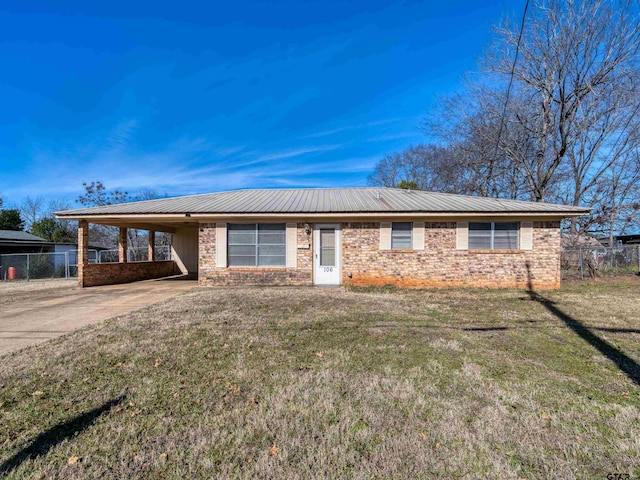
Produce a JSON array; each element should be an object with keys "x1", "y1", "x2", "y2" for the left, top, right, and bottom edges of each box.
[{"x1": 1, "y1": 279, "x2": 640, "y2": 479}]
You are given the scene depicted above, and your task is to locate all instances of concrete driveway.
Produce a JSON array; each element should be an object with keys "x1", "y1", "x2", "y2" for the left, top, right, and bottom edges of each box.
[{"x1": 0, "y1": 277, "x2": 197, "y2": 356}]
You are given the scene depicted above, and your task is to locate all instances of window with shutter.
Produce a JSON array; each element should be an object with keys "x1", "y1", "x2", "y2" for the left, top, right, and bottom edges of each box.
[{"x1": 228, "y1": 224, "x2": 286, "y2": 267}]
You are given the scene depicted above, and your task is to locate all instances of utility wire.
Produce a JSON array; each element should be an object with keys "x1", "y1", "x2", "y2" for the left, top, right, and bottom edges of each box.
[{"x1": 492, "y1": 0, "x2": 530, "y2": 165}]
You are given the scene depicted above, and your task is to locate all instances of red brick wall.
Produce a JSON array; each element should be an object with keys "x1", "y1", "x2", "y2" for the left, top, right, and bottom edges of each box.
[
  {"x1": 198, "y1": 223, "x2": 313, "y2": 286},
  {"x1": 77, "y1": 220, "x2": 89, "y2": 288},
  {"x1": 81, "y1": 261, "x2": 181, "y2": 287},
  {"x1": 342, "y1": 221, "x2": 561, "y2": 289},
  {"x1": 198, "y1": 223, "x2": 216, "y2": 281},
  {"x1": 197, "y1": 220, "x2": 562, "y2": 289}
]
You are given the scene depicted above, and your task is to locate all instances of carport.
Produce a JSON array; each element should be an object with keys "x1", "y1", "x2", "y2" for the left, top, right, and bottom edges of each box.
[{"x1": 73, "y1": 218, "x2": 199, "y2": 288}]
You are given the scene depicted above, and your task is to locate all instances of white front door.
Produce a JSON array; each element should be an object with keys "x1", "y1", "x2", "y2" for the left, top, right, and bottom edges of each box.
[{"x1": 314, "y1": 224, "x2": 341, "y2": 285}]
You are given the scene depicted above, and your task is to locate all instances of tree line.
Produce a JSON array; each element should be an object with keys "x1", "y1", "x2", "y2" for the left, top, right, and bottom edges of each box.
[{"x1": 369, "y1": 0, "x2": 640, "y2": 245}]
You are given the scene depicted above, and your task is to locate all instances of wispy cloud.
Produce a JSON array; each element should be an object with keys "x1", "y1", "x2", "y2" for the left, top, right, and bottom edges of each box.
[
  {"x1": 303, "y1": 118, "x2": 401, "y2": 138},
  {"x1": 99, "y1": 119, "x2": 139, "y2": 151},
  {"x1": 256, "y1": 144, "x2": 342, "y2": 162},
  {"x1": 5, "y1": 109, "x2": 412, "y2": 202},
  {"x1": 11, "y1": 124, "x2": 248, "y2": 200},
  {"x1": 364, "y1": 132, "x2": 417, "y2": 142}
]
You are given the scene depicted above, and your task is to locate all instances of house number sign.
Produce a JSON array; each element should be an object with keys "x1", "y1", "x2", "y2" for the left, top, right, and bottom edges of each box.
[{"x1": 323, "y1": 267, "x2": 334, "y2": 273}]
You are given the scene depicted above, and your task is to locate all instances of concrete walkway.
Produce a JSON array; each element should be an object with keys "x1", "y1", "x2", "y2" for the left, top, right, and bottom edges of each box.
[{"x1": 0, "y1": 277, "x2": 197, "y2": 356}]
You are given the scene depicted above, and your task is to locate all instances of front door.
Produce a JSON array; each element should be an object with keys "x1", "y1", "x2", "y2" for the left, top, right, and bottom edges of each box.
[{"x1": 314, "y1": 224, "x2": 341, "y2": 285}]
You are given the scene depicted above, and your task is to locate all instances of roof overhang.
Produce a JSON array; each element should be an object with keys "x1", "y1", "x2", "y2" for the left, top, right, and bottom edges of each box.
[
  {"x1": 56, "y1": 210, "x2": 588, "y2": 230},
  {"x1": 0, "y1": 240, "x2": 49, "y2": 247}
]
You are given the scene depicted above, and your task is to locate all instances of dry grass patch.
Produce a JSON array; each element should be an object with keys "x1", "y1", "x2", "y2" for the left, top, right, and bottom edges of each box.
[
  {"x1": 0, "y1": 278, "x2": 73, "y2": 293},
  {"x1": 0, "y1": 279, "x2": 74, "y2": 307},
  {"x1": 1, "y1": 280, "x2": 640, "y2": 478}
]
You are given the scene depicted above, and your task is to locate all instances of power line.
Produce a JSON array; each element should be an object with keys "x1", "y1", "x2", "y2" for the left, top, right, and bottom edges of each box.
[{"x1": 492, "y1": 0, "x2": 530, "y2": 165}]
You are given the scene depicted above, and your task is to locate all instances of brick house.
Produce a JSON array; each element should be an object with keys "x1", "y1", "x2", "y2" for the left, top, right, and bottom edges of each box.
[{"x1": 56, "y1": 188, "x2": 588, "y2": 289}]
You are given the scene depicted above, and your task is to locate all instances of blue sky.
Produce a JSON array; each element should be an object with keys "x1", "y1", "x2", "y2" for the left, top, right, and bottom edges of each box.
[{"x1": 0, "y1": 0, "x2": 514, "y2": 206}]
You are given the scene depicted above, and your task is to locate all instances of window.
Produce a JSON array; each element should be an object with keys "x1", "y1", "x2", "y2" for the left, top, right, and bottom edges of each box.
[
  {"x1": 319, "y1": 229, "x2": 336, "y2": 266},
  {"x1": 228, "y1": 224, "x2": 286, "y2": 267},
  {"x1": 391, "y1": 222, "x2": 412, "y2": 249},
  {"x1": 469, "y1": 222, "x2": 519, "y2": 250}
]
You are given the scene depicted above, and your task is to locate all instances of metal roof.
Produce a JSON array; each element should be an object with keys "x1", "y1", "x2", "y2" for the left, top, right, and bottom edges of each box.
[
  {"x1": 0, "y1": 230, "x2": 46, "y2": 242},
  {"x1": 55, "y1": 187, "x2": 590, "y2": 217}
]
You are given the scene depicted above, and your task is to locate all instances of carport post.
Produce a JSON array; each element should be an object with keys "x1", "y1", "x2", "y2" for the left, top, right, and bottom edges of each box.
[
  {"x1": 148, "y1": 230, "x2": 156, "y2": 262},
  {"x1": 78, "y1": 219, "x2": 89, "y2": 287},
  {"x1": 119, "y1": 227, "x2": 128, "y2": 263}
]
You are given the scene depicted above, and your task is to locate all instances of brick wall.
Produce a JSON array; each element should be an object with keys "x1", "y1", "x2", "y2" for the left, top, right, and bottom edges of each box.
[
  {"x1": 342, "y1": 221, "x2": 561, "y2": 289},
  {"x1": 81, "y1": 261, "x2": 181, "y2": 287},
  {"x1": 197, "y1": 220, "x2": 562, "y2": 289},
  {"x1": 77, "y1": 220, "x2": 88, "y2": 288},
  {"x1": 198, "y1": 223, "x2": 313, "y2": 286}
]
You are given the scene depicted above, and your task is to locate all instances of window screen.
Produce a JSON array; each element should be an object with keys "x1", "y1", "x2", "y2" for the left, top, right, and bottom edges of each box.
[
  {"x1": 228, "y1": 224, "x2": 286, "y2": 267},
  {"x1": 391, "y1": 222, "x2": 412, "y2": 249},
  {"x1": 468, "y1": 222, "x2": 519, "y2": 250}
]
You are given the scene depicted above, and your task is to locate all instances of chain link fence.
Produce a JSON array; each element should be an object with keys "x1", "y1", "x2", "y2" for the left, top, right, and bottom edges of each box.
[
  {"x1": 97, "y1": 246, "x2": 171, "y2": 263},
  {"x1": 562, "y1": 245, "x2": 640, "y2": 280},
  {"x1": 1, "y1": 246, "x2": 172, "y2": 281},
  {"x1": 0, "y1": 250, "x2": 97, "y2": 281}
]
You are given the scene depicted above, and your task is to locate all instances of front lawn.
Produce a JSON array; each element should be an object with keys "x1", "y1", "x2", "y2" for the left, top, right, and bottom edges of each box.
[{"x1": 1, "y1": 279, "x2": 639, "y2": 478}]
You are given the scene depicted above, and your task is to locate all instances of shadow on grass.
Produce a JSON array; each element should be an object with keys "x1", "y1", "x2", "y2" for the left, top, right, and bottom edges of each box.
[
  {"x1": 0, "y1": 394, "x2": 126, "y2": 474},
  {"x1": 592, "y1": 327, "x2": 640, "y2": 334},
  {"x1": 462, "y1": 327, "x2": 509, "y2": 332},
  {"x1": 525, "y1": 262, "x2": 640, "y2": 387}
]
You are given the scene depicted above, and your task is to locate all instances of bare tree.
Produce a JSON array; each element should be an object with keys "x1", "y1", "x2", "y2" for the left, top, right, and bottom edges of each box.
[
  {"x1": 485, "y1": 0, "x2": 640, "y2": 204},
  {"x1": 421, "y1": 84, "x2": 532, "y2": 199},
  {"x1": 20, "y1": 196, "x2": 45, "y2": 231},
  {"x1": 135, "y1": 189, "x2": 166, "y2": 201},
  {"x1": 412, "y1": 0, "x2": 640, "y2": 241},
  {"x1": 368, "y1": 145, "x2": 459, "y2": 191},
  {"x1": 589, "y1": 150, "x2": 640, "y2": 245},
  {"x1": 48, "y1": 200, "x2": 78, "y2": 242},
  {"x1": 48, "y1": 199, "x2": 72, "y2": 214}
]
